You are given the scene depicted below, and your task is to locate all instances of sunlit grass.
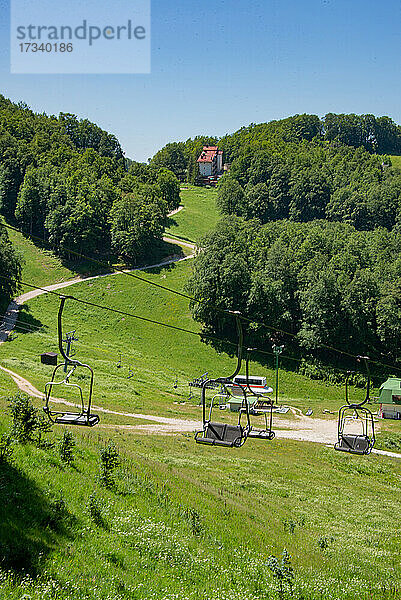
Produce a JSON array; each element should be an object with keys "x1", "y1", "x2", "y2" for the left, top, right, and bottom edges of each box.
[
  {"x1": 165, "y1": 185, "x2": 220, "y2": 242},
  {"x1": 0, "y1": 411, "x2": 400, "y2": 600}
]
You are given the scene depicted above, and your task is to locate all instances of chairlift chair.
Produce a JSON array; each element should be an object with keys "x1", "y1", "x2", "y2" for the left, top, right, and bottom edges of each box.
[
  {"x1": 195, "y1": 312, "x2": 251, "y2": 448},
  {"x1": 43, "y1": 296, "x2": 99, "y2": 427},
  {"x1": 195, "y1": 315, "x2": 280, "y2": 447},
  {"x1": 334, "y1": 357, "x2": 375, "y2": 455},
  {"x1": 243, "y1": 348, "x2": 276, "y2": 440}
]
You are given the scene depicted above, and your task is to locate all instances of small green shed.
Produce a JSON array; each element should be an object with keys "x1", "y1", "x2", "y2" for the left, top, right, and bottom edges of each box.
[
  {"x1": 378, "y1": 377, "x2": 401, "y2": 419},
  {"x1": 378, "y1": 377, "x2": 401, "y2": 405}
]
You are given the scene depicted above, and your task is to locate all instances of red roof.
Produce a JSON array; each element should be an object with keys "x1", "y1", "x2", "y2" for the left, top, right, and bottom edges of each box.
[{"x1": 197, "y1": 146, "x2": 220, "y2": 163}]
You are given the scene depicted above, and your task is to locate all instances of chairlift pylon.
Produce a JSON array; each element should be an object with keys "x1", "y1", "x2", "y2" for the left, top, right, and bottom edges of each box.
[
  {"x1": 334, "y1": 356, "x2": 375, "y2": 455},
  {"x1": 43, "y1": 296, "x2": 99, "y2": 427}
]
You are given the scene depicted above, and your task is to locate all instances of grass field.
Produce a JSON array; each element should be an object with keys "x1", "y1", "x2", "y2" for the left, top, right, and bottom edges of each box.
[
  {"x1": 0, "y1": 406, "x2": 400, "y2": 600},
  {"x1": 165, "y1": 185, "x2": 220, "y2": 242},
  {"x1": 7, "y1": 224, "x2": 91, "y2": 293}
]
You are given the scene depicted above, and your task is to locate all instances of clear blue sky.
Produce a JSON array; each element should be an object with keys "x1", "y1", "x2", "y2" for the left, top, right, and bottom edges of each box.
[{"x1": 1, "y1": 0, "x2": 401, "y2": 161}]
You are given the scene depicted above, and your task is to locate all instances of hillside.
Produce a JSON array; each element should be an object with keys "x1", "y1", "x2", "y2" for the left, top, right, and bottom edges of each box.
[
  {"x1": 1, "y1": 106, "x2": 401, "y2": 600},
  {"x1": 0, "y1": 259, "x2": 369, "y2": 419},
  {"x1": 165, "y1": 185, "x2": 219, "y2": 242},
  {"x1": 1, "y1": 395, "x2": 401, "y2": 600},
  {"x1": 1, "y1": 198, "x2": 401, "y2": 600}
]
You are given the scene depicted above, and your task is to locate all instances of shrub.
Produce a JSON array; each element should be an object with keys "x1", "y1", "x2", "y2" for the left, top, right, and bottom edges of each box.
[
  {"x1": 58, "y1": 430, "x2": 75, "y2": 466},
  {"x1": 317, "y1": 535, "x2": 334, "y2": 551},
  {"x1": 99, "y1": 441, "x2": 120, "y2": 489},
  {"x1": 45, "y1": 495, "x2": 69, "y2": 531},
  {"x1": 181, "y1": 506, "x2": 202, "y2": 536},
  {"x1": 266, "y1": 549, "x2": 294, "y2": 599},
  {"x1": 0, "y1": 434, "x2": 13, "y2": 463},
  {"x1": 9, "y1": 394, "x2": 38, "y2": 443},
  {"x1": 282, "y1": 518, "x2": 296, "y2": 534},
  {"x1": 36, "y1": 414, "x2": 53, "y2": 449},
  {"x1": 88, "y1": 493, "x2": 107, "y2": 528}
]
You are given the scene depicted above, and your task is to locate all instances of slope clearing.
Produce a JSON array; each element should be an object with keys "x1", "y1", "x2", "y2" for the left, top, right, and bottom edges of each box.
[
  {"x1": 0, "y1": 408, "x2": 400, "y2": 600},
  {"x1": 165, "y1": 185, "x2": 220, "y2": 242}
]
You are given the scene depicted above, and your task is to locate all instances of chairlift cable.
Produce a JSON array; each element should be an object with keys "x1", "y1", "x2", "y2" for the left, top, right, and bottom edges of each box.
[{"x1": 1, "y1": 269, "x2": 400, "y2": 377}]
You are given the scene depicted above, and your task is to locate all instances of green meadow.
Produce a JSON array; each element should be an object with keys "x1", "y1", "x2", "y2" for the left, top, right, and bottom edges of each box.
[
  {"x1": 0, "y1": 407, "x2": 400, "y2": 600},
  {"x1": 389, "y1": 155, "x2": 401, "y2": 170},
  {"x1": 165, "y1": 185, "x2": 220, "y2": 242}
]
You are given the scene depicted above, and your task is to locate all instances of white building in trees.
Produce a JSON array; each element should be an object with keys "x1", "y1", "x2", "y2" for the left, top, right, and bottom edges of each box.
[{"x1": 197, "y1": 146, "x2": 223, "y2": 177}]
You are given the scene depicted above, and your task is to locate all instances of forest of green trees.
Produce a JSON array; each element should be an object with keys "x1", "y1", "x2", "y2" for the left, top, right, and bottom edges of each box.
[
  {"x1": 182, "y1": 113, "x2": 401, "y2": 364},
  {"x1": 188, "y1": 217, "x2": 401, "y2": 364},
  {"x1": 0, "y1": 94, "x2": 181, "y2": 307}
]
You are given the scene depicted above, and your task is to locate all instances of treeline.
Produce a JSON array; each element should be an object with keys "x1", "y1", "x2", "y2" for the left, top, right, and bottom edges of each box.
[
  {"x1": 216, "y1": 141, "x2": 401, "y2": 231},
  {"x1": 149, "y1": 112, "x2": 401, "y2": 185},
  {"x1": 187, "y1": 218, "x2": 401, "y2": 363},
  {"x1": 218, "y1": 113, "x2": 401, "y2": 159},
  {"x1": 0, "y1": 95, "x2": 180, "y2": 264},
  {"x1": 0, "y1": 224, "x2": 21, "y2": 310}
]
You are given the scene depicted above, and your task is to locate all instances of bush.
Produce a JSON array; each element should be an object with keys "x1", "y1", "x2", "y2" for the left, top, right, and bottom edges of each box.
[
  {"x1": 9, "y1": 394, "x2": 38, "y2": 443},
  {"x1": 45, "y1": 495, "x2": 69, "y2": 531},
  {"x1": 99, "y1": 441, "x2": 120, "y2": 489},
  {"x1": 266, "y1": 549, "x2": 294, "y2": 599},
  {"x1": 317, "y1": 535, "x2": 334, "y2": 551},
  {"x1": 36, "y1": 414, "x2": 53, "y2": 449},
  {"x1": 88, "y1": 493, "x2": 107, "y2": 528},
  {"x1": 0, "y1": 434, "x2": 13, "y2": 463},
  {"x1": 180, "y1": 506, "x2": 202, "y2": 536},
  {"x1": 58, "y1": 430, "x2": 75, "y2": 466}
]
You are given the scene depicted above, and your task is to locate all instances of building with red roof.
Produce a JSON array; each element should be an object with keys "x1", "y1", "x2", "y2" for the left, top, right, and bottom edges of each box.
[{"x1": 197, "y1": 146, "x2": 223, "y2": 178}]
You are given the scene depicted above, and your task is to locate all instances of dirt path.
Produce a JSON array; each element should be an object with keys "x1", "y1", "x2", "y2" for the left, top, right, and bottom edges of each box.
[
  {"x1": 167, "y1": 205, "x2": 184, "y2": 217},
  {"x1": 0, "y1": 362, "x2": 202, "y2": 431},
  {"x1": 162, "y1": 236, "x2": 196, "y2": 250},
  {"x1": 1, "y1": 362, "x2": 399, "y2": 459}
]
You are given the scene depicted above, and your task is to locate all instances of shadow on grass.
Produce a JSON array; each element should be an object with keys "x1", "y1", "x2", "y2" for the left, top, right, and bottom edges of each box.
[
  {"x1": 0, "y1": 461, "x2": 73, "y2": 575},
  {"x1": 15, "y1": 305, "x2": 45, "y2": 335},
  {"x1": 134, "y1": 239, "x2": 185, "y2": 272},
  {"x1": 14, "y1": 222, "x2": 188, "y2": 282},
  {"x1": 165, "y1": 216, "x2": 178, "y2": 229}
]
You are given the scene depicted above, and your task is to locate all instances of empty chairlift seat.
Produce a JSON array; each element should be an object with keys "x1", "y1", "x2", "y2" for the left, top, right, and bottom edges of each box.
[
  {"x1": 335, "y1": 434, "x2": 371, "y2": 455},
  {"x1": 334, "y1": 359, "x2": 375, "y2": 456},
  {"x1": 195, "y1": 422, "x2": 247, "y2": 447},
  {"x1": 54, "y1": 412, "x2": 100, "y2": 427}
]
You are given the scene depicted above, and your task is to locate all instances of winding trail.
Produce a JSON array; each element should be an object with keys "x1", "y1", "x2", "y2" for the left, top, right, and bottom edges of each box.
[
  {"x1": 166, "y1": 205, "x2": 184, "y2": 217},
  {"x1": 1, "y1": 235, "x2": 400, "y2": 459}
]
